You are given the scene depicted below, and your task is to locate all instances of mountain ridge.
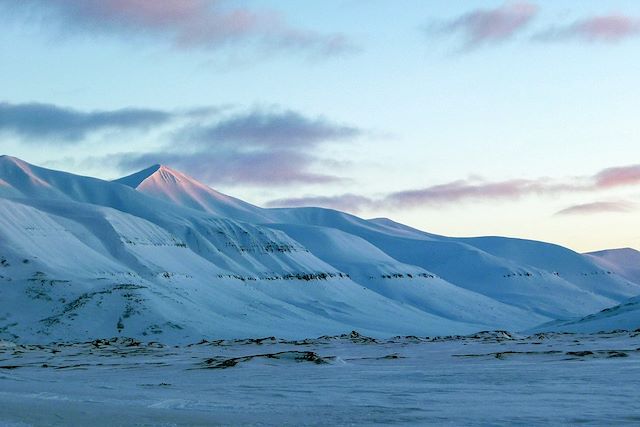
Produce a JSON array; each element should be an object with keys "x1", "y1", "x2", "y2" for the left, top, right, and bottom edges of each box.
[{"x1": 0, "y1": 156, "x2": 638, "y2": 342}]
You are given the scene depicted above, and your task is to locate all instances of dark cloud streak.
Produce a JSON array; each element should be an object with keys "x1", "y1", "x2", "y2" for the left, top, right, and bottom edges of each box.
[
  {"x1": 0, "y1": 102, "x2": 171, "y2": 142},
  {"x1": 183, "y1": 109, "x2": 360, "y2": 148}
]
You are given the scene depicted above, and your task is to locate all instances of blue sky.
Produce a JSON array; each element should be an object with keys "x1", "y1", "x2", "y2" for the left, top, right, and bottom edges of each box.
[{"x1": 1, "y1": 0, "x2": 640, "y2": 251}]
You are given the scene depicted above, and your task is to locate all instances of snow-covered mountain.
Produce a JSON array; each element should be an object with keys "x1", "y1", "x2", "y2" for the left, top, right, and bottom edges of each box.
[
  {"x1": 534, "y1": 295, "x2": 640, "y2": 333},
  {"x1": 124, "y1": 163, "x2": 640, "y2": 313},
  {"x1": 530, "y1": 248, "x2": 640, "y2": 333},
  {"x1": 1, "y1": 155, "x2": 639, "y2": 342},
  {"x1": 114, "y1": 164, "x2": 271, "y2": 223},
  {"x1": 585, "y1": 247, "x2": 640, "y2": 286}
]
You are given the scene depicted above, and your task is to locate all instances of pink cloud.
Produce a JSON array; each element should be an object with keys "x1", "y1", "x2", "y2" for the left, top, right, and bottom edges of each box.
[
  {"x1": 81, "y1": 0, "x2": 207, "y2": 27},
  {"x1": 382, "y1": 178, "x2": 586, "y2": 208},
  {"x1": 555, "y1": 201, "x2": 636, "y2": 216},
  {"x1": 575, "y1": 15, "x2": 640, "y2": 41},
  {"x1": 535, "y1": 14, "x2": 640, "y2": 43},
  {"x1": 5, "y1": 0, "x2": 355, "y2": 56},
  {"x1": 440, "y1": 1, "x2": 538, "y2": 48},
  {"x1": 264, "y1": 178, "x2": 572, "y2": 213},
  {"x1": 380, "y1": 165, "x2": 640, "y2": 208},
  {"x1": 263, "y1": 163, "x2": 640, "y2": 212},
  {"x1": 594, "y1": 165, "x2": 640, "y2": 188},
  {"x1": 383, "y1": 180, "x2": 527, "y2": 207}
]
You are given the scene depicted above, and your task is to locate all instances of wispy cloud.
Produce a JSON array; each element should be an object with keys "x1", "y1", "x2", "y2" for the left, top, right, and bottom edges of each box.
[
  {"x1": 0, "y1": 102, "x2": 172, "y2": 142},
  {"x1": 265, "y1": 177, "x2": 574, "y2": 212},
  {"x1": 1, "y1": 0, "x2": 356, "y2": 58},
  {"x1": 265, "y1": 164, "x2": 640, "y2": 213},
  {"x1": 432, "y1": 1, "x2": 538, "y2": 49},
  {"x1": 382, "y1": 178, "x2": 576, "y2": 208},
  {"x1": 535, "y1": 14, "x2": 640, "y2": 43},
  {"x1": 433, "y1": 5, "x2": 640, "y2": 49},
  {"x1": 555, "y1": 201, "x2": 636, "y2": 216},
  {"x1": 593, "y1": 165, "x2": 640, "y2": 188}
]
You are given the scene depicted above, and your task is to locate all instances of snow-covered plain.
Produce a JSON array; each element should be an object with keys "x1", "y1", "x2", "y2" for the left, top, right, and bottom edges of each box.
[{"x1": 0, "y1": 331, "x2": 639, "y2": 426}]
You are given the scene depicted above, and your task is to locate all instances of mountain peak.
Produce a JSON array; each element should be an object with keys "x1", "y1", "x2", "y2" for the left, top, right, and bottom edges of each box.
[
  {"x1": 114, "y1": 163, "x2": 187, "y2": 189},
  {"x1": 0, "y1": 155, "x2": 43, "y2": 180},
  {"x1": 0, "y1": 155, "x2": 28, "y2": 167},
  {"x1": 113, "y1": 163, "x2": 267, "y2": 221}
]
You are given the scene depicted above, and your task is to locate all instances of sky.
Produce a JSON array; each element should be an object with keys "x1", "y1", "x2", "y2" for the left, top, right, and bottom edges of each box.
[{"x1": 1, "y1": 0, "x2": 640, "y2": 252}]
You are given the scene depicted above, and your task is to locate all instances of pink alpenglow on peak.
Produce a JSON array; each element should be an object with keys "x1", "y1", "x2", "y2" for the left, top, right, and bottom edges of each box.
[{"x1": 114, "y1": 163, "x2": 269, "y2": 222}]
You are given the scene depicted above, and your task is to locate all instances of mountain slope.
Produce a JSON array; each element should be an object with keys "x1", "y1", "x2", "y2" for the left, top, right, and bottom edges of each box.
[
  {"x1": 267, "y1": 222, "x2": 548, "y2": 330},
  {"x1": 118, "y1": 160, "x2": 640, "y2": 321},
  {"x1": 0, "y1": 156, "x2": 498, "y2": 342},
  {"x1": 534, "y1": 295, "x2": 640, "y2": 333},
  {"x1": 262, "y1": 207, "x2": 637, "y2": 319},
  {"x1": 585, "y1": 247, "x2": 640, "y2": 286},
  {"x1": 114, "y1": 164, "x2": 270, "y2": 223},
  {"x1": 2, "y1": 156, "x2": 639, "y2": 343},
  {"x1": 1, "y1": 194, "x2": 489, "y2": 342}
]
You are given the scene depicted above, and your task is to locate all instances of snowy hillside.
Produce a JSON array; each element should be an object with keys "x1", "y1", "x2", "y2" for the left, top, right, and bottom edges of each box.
[
  {"x1": 585, "y1": 247, "x2": 640, "y2": 286},
  {"x1": 534, "y1": 295, "x2": 640, "y2": 333},
  {"x1": 262, "y1": 210, "x2": 638, "y2": 318},
  {"x1": 1, "y1": 155, "x2": 639, "y2": 343},
  {"x1": 124, "y1": 163, "x2": 640, "y2": 316},
  {"x1": 115, "y1": 164, "x2": 271, "y2": 223},
  {"x1": 532, "y1": 248, "x2": 640, "y2": 333}
]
